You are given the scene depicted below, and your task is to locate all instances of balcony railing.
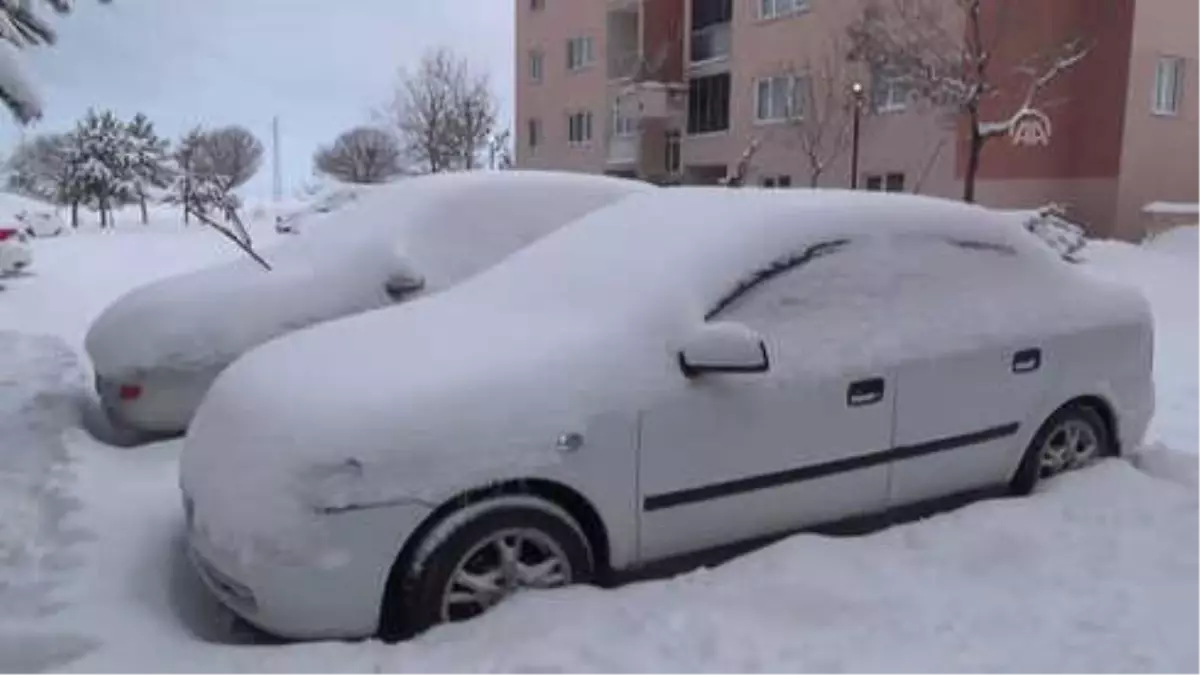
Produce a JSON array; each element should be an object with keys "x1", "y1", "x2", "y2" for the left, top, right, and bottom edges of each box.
[{"x1": 689, "y1": 22, "x2": 730, "y2": 64}]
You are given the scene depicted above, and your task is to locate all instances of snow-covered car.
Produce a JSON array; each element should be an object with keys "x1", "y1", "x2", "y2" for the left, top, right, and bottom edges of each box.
[
  {"x1": 0, "y1": 226, "x2": 32, "y2": 275},
  {"x1": 180, "y1": 188, "x2": 1155, "y2": 641},
  {"x1": 86, "y1": 171, "x2": 655, "y2": 435},
  {"x1": 19, "y1": 210, "x2": 67, "y2": 238}
]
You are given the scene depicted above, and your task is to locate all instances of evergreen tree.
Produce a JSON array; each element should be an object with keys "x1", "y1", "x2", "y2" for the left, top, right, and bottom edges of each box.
[
  {"x1": 125, "y1": 113, "x2": 173, "y2": 224},
  {"x1": 69, "y1": 108, "x2": 134, "y2": 228}
]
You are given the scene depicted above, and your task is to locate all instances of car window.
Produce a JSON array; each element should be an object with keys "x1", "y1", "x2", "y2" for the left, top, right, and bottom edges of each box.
[
  {"x1": 710, "y1": 233, "x2": 1031, "y2": 332},
  {"x1": 707, "y1": 239, "x2": 850, "y2": 322}
]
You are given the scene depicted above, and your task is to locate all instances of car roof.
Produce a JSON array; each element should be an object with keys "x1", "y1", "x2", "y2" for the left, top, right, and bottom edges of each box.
[{"x1": 443, "y1": 187, "x2": 1067, "y2": 316}]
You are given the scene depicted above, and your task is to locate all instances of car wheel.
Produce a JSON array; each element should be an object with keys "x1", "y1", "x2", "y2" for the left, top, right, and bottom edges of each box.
[
  {"x1": 1010, "y1": 402, "x2": 1113, "y2": 495},
  {"x1": 395, "y1": 499, "x2": 593, "y2": 637}
]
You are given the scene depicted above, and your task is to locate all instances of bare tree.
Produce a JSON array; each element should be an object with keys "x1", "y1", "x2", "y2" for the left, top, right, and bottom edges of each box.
[
  {"x1": 5, "y1": 132, "x2": 77, "y2": 204},
  {"x1": 382, "y1": 47, "x2": 499, "y2": 173},
  {"x1": 847, "y1": 0, "x2": 1093, "y2": 202},
  {"x1": 200, "y1": 125, "x2": 264, "y2": 191},
  {"x1": 786, "y1": 42, "x2": 861, "y2": 188},
  {"x1": 721, "y1": 138, "x2": 762, "y2": 187},
  {"x1": 314, "y1": 126, "x2": 403, "y2": 184}
]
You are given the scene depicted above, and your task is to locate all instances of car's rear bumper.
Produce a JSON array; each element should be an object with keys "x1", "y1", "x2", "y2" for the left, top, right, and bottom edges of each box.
[
  {"x1": 0, "y1": 244, "x2": 32, "y2": 274},
  {"x1": 95, "y1": 369, "x2": 215, "y2": 435}
]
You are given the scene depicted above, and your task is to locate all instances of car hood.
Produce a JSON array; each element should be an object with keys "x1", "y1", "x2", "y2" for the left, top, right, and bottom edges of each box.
[
  {"x1": 180, "y1": 292, "x2": 678, "y2": 544},
  {"x1": 84, "y1": 240, "x2": 415, "y2": 376}
]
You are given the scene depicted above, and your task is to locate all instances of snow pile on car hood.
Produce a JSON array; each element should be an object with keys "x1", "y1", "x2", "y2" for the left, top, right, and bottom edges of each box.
[{"x1": 181, "y1": 189, "x2": 1151, "y2": 551}]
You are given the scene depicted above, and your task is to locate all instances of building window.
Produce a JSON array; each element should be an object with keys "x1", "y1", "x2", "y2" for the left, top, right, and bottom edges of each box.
[
  {"x1": 665, "y1": 131, "x2": 681, "y2": 173},
  {"x1": 760, "y1": 175, "x2": 792, "y2": 188},
  {"x1": 758, "y1": 0, "x2": 809, "y2": 20},
  {"x1": 755, "y1": 75, "x2": 806, "y2": 122},
  {"x1": 530, "y1": 0, "x2": 544, "y2": 11},
  {"x1": 567, "y1": 37, "x2": 595, "y2": 71},
  {"x1": 568, "y1": 111, "x2": 593, "y2": 144},
  {"x1": 1154, "y1": 56, "x2": 1186, "y2": 116},
  {"x1": 864, "y1": 172, "x2": 905, "y2": 192},
  {"x1": 872, "y1": 68, "x2": 911, "y2": 113},
  {"x1": 529, "y1": 50, "x2": 544, "y2": 83},
  {"x1": 527, "y1": 118, "x2": 542, "y2": 151},
  {"x1": 687, "y1": 72, "x2": 731, "y2": 135},
  {"x1": 612, "y1": 102, "x2": 637, "y2": 137}
]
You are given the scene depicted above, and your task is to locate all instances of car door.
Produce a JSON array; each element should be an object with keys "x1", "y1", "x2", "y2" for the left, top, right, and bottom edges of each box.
[
  {"x1": 886, "y1": 239, "x2": 1052, "y2": 506},
  {"x1": 636, "y1": 240, "x2": 896, "y2": 563}
]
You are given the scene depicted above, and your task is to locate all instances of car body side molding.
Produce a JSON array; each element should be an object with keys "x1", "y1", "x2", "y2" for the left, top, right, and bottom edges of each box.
[{"x1": 642, "y1": 422, "x2": 1020, "y2": 512}]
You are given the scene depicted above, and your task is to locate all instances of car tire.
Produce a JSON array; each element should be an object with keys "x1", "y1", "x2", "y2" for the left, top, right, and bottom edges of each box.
[
  {"x1": 392, "y1": 499, "x2": 594, "y2": 638},
  {"x1": 1010, "y1": 402, "x2": 1114, "y2": 496}
]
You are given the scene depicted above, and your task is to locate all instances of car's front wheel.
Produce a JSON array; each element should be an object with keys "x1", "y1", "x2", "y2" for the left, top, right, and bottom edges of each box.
[
  {"x1": 394, "y1": 498, "x2": 594, "y2": 636},
  {"x1": 1011, "y1": 402, "x2": 1114, "y2": 495}
]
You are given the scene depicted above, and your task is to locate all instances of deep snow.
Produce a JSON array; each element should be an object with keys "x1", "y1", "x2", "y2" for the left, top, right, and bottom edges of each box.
[{"x1": 0, "y1": 212, "x2": 1195, "y2": 672}]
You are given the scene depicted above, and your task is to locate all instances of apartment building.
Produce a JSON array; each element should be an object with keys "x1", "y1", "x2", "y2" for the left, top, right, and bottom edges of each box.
[{"x1": 514, "y1": 0, "x2": 1197, "y2": 239}]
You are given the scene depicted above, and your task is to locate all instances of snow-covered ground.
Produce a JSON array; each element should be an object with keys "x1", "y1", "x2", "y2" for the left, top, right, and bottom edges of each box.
[{"x1": 0, "y1": 214, "x2": 1196, "y2": 672}]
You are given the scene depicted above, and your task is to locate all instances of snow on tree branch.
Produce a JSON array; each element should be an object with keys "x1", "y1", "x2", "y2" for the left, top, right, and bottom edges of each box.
[
  {"x1": 846, "y1": 0, "x2": 1097, "y2": 202},
  {"x1": 0, "y1": 0, "x2": 109, "y2": 124},
  {"x1": 977, "y1": 40, "x2": 1090, "y2": 138}
]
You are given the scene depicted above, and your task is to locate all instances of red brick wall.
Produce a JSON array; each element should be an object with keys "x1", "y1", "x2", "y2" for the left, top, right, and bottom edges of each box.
[{"x1": 957, "y1": 0, "x2": 1135, "y2": 180}]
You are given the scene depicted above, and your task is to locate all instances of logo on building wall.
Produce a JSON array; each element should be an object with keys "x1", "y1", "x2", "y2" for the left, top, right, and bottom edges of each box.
[{"x1": 1010, "y1": 109, "x2": 1052, "y2": 147}]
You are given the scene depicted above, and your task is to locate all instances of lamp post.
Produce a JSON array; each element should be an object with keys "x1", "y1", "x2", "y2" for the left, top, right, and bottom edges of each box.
[{"x1": 850, "y1": 81, "x2": 865, "y2": 190}]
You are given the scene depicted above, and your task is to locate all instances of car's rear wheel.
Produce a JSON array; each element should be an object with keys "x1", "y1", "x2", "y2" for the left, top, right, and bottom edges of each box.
[
  {"x1": 394, "y1": 499, "x2": 594, "y2": 636},
  {"x1": 1011, "y1": 402, "x2": 1113, "y2": 495}
]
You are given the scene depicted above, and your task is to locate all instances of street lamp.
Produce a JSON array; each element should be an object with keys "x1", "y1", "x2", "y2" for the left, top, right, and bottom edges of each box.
[{"x1": 850, "y1": 81, "x2": 865, "y2": 190}]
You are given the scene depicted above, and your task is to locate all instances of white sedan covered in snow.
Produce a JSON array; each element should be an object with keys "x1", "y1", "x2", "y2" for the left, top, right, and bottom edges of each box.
[
  {"x1": 180, "y1": 188, "x2": 1155, "y2": 641},
  {"x1": 0, "y1": 225, "x2": 32, "y2": 275},
  {"x1": 85, "y1": 171, "x2": 654, "y2": 435}
]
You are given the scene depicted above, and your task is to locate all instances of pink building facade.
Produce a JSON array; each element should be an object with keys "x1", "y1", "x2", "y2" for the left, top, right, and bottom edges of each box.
[{"x1": 515, "y1": 0, "x2": 1197, "y2": 239}]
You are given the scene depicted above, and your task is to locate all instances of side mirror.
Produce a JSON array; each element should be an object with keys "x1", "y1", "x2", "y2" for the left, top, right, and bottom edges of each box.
[{"x1": 677, "y1": 322, "x2": 770, "y2": 379}]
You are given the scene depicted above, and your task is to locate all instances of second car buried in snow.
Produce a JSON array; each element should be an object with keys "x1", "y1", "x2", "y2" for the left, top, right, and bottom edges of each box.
[
  {"x1": 180, "y1": 188, "x2": 1155, "y2": 642},
  {"x1": 85, "y1": 170, "x2": 654, "y2": 436}
]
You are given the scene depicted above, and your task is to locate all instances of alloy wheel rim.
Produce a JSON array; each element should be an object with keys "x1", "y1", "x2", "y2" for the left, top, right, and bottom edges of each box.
[
  {"x1": 1038, "y1": 419, "x2": 1100, "y2": 479},
  {"x1": 440, "y1": 527, "x2": 572, "y2": 623}
]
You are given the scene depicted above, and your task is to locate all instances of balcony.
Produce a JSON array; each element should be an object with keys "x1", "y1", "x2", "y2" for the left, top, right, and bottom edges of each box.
[
  {"x1": 607, "y1": 134, "x2": 639, "y2": 166},
  {"x1": 608, "y1": 50, "x2": 641, "y2": 80},
  {"x1": 615, "y1": 81, "x2": 688, "y2": 122},
  {"x1": 689, "y1": 22, "x2": 730, "y2": 65}
]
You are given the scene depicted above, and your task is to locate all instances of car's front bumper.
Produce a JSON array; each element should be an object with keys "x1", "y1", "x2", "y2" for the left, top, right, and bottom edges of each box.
[{"x1": 186, "y1": 494, "x2": 434, "y2": 640}]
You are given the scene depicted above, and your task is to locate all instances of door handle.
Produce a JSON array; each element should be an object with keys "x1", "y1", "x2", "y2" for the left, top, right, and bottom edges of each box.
[
  {"x1": 847, "y1": 378, "x2": 886, "y2": 407},
  {"x1": 1012, "y1": 348, "x2": 1042, "y2": 374}
]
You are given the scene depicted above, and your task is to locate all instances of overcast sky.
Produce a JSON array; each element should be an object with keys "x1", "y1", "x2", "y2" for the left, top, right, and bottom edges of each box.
[{"x1": 0, "y1": 0, "x2": 515, "y2": 197}]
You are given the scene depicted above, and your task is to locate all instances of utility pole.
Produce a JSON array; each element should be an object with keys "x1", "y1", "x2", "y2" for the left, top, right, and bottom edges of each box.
[{"x1": 271, "y1": 115, "x2": 282, "y2": 203}]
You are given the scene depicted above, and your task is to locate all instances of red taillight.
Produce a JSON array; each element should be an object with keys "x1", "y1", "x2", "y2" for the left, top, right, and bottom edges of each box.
[
  {"x1": 118, "y1": 384, "x2": 143, "y2": 401},
  {"x1": 0, "y1": 228, "x2": 15, "y2": 242}
]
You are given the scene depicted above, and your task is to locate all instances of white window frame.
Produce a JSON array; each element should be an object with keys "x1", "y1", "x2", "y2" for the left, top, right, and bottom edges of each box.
[
  {"x1": 567, "y1": 36, "x2": 595, "y2": 72},
  {"x1": 874, "y1": 75, "x2": 909, "y2": 113},
  {"x1": 1153, "y1": 55, "x2": 1186, "y2": 116},
  {"x1": 755, "y1": 74, "x2": 805, "y2": 122},
  {"x1": 568, "y1": 110, "x2": 594, "y2": 145},
  {"x1": 612, "y1": 102, "x2": 637, "y2": 137},
  {"x1": 758, "y1": 0, "x2": 809, "y2": 20}
]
